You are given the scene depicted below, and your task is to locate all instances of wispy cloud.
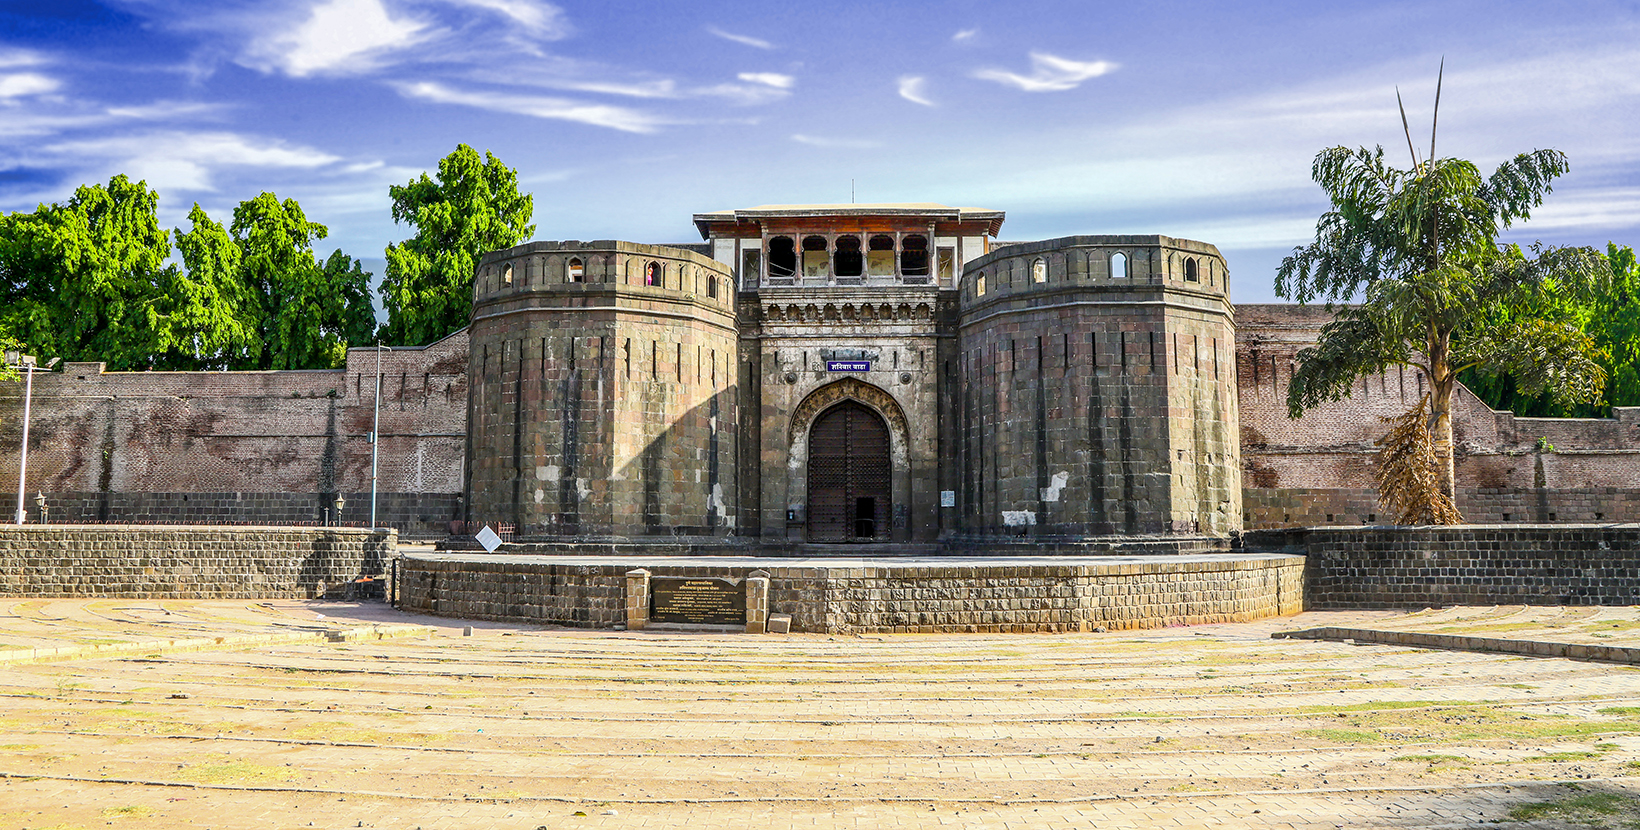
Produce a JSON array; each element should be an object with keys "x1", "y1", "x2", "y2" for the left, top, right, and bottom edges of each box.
[
  {"x1": 791, "y1": 134, "x2": 880, "y2": 150},
  {"x1": 0, "y1": 72, "x2": 60, "y2": 100},
  {"x1": 697, "y1": 81, "x2": 791, "y2": 105},
  {"x1": 898, "y1": 75, "x2": 934, "y2": 107},
  {"x1": 0, "y1": 49, "x2": 49, "y2": 69},
  {"x1": 951, "y1": 28, "x2": 978, "y2": 43},
  {"x1": 738, "y1": 72, "x2": 794, "y2": 90},
  {"x1": 44, "y1": 131, "x2": 341, "y2": 192},
  {"x1": 442, "y1": 0, "x2": 566, "y2": 34},
  {"x1": 707, "y1": 26, "x2": 774, "y2": 50},
  {"x1": 241, "y1": 0, "x2": 430, "y2": 77},
  {"x1": 396, "y1": 80, "x2": 665, "y2": 132},
  {"x1": 973, "y1": 52, "x2": 1117, "y2": 92}
]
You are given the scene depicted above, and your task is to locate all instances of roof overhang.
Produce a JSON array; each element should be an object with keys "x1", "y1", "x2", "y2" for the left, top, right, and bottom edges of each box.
[{"x1": 692, "y1": 203, "x2": 1005, "y2": 239}]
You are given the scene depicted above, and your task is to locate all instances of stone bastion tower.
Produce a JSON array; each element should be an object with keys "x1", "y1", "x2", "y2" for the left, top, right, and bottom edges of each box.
[{"x1": 465, "y1": 204, "x2": 1240, "y2": 544}]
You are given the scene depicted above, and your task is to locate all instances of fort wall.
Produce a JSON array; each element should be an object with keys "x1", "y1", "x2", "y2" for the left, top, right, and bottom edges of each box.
[
  {"x1": 956, "y1": 236, "x2": 1240, "y2": 536},
  {"x1": 466, "y1": 242, "x2": 739, "y2": 538},
  {"x1": 0, "y1": 333, "x2": 468, "y2": 537},
  {"x1": 1235, "y1": 304, "x2": 1640, "y2": 527}
]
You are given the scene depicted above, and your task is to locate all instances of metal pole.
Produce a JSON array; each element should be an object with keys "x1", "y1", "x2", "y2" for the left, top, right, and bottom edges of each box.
[
  {"x1": 371, "y1": 343, "x2": 384, "y2": 528},
  {"x1": 14, "y1": 362, "x2": 33, "y2": 525}
]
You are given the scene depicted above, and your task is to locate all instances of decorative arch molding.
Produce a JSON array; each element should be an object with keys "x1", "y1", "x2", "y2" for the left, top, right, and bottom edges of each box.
[{"x1": 788, "y1": 377, "x2": 908, "y2": 444}]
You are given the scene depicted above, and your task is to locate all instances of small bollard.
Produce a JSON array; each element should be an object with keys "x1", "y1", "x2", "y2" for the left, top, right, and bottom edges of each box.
[
  {"x1": 625, "y1": 569, "x2": 651, "y2": 630},
  {"x1": 745, "y1": 570, "x2": 770, "y2": 634}
]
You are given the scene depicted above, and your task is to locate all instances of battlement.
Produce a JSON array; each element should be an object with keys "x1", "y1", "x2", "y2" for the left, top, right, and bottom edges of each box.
[{"x1": 960, "y1": 235, "x2": 1230, "y2": 312}]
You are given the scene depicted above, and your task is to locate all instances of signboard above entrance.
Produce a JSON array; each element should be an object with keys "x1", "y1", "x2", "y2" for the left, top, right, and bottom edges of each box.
[{"x1": 827, "y1": 360, "x2": 870, "y2": 372}]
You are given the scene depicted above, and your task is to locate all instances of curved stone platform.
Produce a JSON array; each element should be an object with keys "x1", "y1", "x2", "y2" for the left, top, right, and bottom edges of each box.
[{"x1": 396, "y1": 552, "x2": 1305, "y2": 633}]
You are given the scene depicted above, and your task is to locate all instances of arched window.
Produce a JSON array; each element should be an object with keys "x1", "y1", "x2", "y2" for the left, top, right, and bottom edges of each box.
[
  {"x1": 1032, "y1": 258, "x2": 1046, "y2": 283},
  {"x1": 867, "y1": 235, "x2": 896, "y2": 277},
  {"x1": 567, "y1": 257, "x2": 584, "y2": 282},
  {"x1": 1184, "y1": 257, "x2": 1199, "y2": 282},
  {"x1": 900, "y1": 234, "x2": 929, "y2": 277},
  {"x1": 646, "y1": 261, "x2": 663, "y2": 287},
  {"x1": 801, "y1": 235, "x2": 829, "y2": 278},
  {"x1": 707, "y1": 275, "x2": 719, "y2": 299},
  {"x1": 976, "y1": 274, "x2": 987, "y2": 297},
  {"x1": 833, "y1": 235, "x2": 862, "y2": 277},
  {"x1": 502, "y1": 263, "x2": 514, "y2": 286},
  {"x1": 1110, "y1": 252, "x2": 1128, "y2": 279},
  {"x1": 768, "y1": 236, "x2": 796, "y2": 279}
]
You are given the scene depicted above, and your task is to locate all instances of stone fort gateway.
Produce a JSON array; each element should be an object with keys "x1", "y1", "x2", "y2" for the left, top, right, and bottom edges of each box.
[{"x1": 4, "y1": 203, "x2": 1639, "y2": 631}]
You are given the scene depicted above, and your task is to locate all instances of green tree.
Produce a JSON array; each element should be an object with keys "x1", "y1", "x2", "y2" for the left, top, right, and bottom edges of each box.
[
  {"x1": 157, "y1": 204, "x2": 259, "y2": 370},
  {"x1": 379, "y1": 144, "x2": 534, "y2": 346},
  {"x1": 1277, "y1": 145, "x2": 1608, "y2": 515},
  {"x1": 0, "y1": 174, "x2": 173, "y2": 370},
  {"x1": 231, "y1": 192, "x2": 376, "y2": 370},
  {"x1": 1459, "y1": 242, "x2": 1640, "y2": 416}
]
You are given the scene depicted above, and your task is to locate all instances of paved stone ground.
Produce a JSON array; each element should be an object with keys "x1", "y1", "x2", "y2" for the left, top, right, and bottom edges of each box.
[{"x1": 3, "y1": 600, "x2": 1640, "y2": 829}]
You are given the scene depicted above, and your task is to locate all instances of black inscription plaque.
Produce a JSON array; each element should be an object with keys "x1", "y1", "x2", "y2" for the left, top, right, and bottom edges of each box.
[{"x1": 650, "y1": 577, "x2": 746, "y2": 625}]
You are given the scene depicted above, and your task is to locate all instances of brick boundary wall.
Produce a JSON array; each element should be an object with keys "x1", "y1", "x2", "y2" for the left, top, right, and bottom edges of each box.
[
  {"x1": 396, "y1": 554, "x2": 1305, "y2": 633},
  {"x1": 1244, "y1": 487, "x2": 1640, "y2": 528},
  {"x1": 0, "y1": 526, "x2": 396, "y2": 599},
  {"x1": 1242, "y1": 524, "x2": 1640, "y2": 608}
]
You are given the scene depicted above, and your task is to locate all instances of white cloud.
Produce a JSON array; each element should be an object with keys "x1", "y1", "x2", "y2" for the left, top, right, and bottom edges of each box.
[
  {"x1": 440, "y1": 0, "x2": 566, "y2": 35},
  {"x1": 696, "y1": 81, "x2": 790, "y2": 105},
  {"x1": 791, "y1": 134, "x2": 880, "y2": 150},
  {"x1": 898, "y1": 75, "x2": 934, "y2": 107},
  {"x1": 45, "y1": 131, "x2": 342, "y2": 192},
  {"x1": 0, "y1": 49, "x2": 48, "y2": 70},
  {"x1": 737, "y1": 72, "x2": 794, "y2": 90},
  {"x1": 707, "y1": 26, "x2": 774, "y2": 50},
  {"x1": 951, "y1": 28, "x2": 978, "y2": 43},
  {"x1": 396, "y1": 80, "x2": 666, "y2": 132},
  {"x1": 245, "y1": 0, "x2": 430, "y2": 77},
  {"x1": 972, "y1": 52, "x2": 1117, "y2": 92},
  {"x1": 0, "y1": 72, "x2": 60, "y2": 100}
]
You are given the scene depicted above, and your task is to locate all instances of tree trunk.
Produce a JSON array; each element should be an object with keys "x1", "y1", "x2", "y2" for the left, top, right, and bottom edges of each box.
[{"x1": 1427, "y1": 327, "x2": 1461, "y2": 520}]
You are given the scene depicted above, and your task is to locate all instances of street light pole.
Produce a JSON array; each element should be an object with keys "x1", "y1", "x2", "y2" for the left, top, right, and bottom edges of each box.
[
  {"x1": 10, "y1": 353, "x2": 56, "y2": 526},
  {"x1": 370, "y1": 343, "x2": 386, "y2": 529},
  {"x1": 14, "y1": 360, "x2": 34, "y2": 525}
]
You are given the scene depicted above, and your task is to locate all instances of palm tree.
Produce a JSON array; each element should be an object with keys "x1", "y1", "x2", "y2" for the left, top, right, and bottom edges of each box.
[{"x1": 1277, "y1": 114, "x2": 1607, "y2": 518}]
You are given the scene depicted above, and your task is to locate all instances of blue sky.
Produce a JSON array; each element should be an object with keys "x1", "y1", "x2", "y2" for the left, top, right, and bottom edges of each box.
[{"x1": 2, "y1": 0, "x2": 1637, "y2": 304}]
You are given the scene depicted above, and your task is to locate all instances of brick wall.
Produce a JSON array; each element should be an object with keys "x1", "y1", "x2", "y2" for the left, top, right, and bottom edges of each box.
[
  {"x1": 1248, "y1": 524, "x2": 1640, "y2": 608},
  {"x1": 0, "y1": 332, "x2": 468, "y2": 538},
  {"x1": 397, "y1": 552, "x2": 1305, "y2": 633},
  {"x1": 1236, "y1": 304, "x2": 1640, "y2": 527},
  {"x1": 0, "y1": 525, "x2": 395, "y2": 599}
]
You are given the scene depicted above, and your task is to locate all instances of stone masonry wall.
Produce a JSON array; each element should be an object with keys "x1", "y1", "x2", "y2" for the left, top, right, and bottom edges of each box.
[
  {"x1": 466, "y1": 242, "x2": 739, "y2": 538},
  {"x1": 1258, "y1": 524, "x2": 1640, "y2": 608},
  {"x1": 0, "y1": 525, "x2": 395, "y2": 599},
  {"x1": 396, "y1": 553, "x2": 1304, "y2": 633},
  {"x1": 956, "y1": 236, "x2": 1240, "y2": 537}
]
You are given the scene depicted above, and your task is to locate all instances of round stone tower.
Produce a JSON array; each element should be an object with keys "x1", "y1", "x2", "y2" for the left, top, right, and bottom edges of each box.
[
  {"x1": 954, "y1": 235, "x2": 1241, "y2": 537},
  {"x1": 465, "y1": 241, "x2": 739, "y2": 539}
]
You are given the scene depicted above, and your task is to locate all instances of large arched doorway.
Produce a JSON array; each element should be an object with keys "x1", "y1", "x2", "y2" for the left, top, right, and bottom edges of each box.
[{"x1": 806, "y1": 401, "x2": 891, "y2": 541}]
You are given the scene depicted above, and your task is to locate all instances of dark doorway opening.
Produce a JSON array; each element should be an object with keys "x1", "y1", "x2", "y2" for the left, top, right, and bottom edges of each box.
[{"x1": 806, "y1": 401, "x2": 891, "y2": 542}]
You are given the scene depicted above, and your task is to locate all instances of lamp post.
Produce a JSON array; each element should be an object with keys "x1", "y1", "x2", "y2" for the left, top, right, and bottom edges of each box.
[
  {"x1": 33, "y1": 492, "x2": 46, "y2": 525},
  {"x1": 370, "y1": 343, "x2": 389, "y2": 529},
  {"x1": 333, "y1": 493, "x2": 346, "y2": 527},
  {"x1": 9, "y1": 352, "x2": 58, "y2": 525}
]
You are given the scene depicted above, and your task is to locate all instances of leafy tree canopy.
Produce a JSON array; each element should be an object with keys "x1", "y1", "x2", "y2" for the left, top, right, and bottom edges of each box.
[
  {"x1": 0, "y1": 174, "x2": 173, "y2": 370},
  {"x1": 1459, "y1": 242, "x2": 1640, "y2": 417},
  {"x1": 1277, "y1": 145, "x2": 1608, "y2": 513},
  {"x1": 231, "y1": 192, "x2": 376, "y2": 370},
  {"x1": 379, "y1": 144, "x2": 534, "y2": 346}
]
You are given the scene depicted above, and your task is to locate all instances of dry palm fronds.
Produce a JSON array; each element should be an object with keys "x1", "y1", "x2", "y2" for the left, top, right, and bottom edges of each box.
[{"x1": 1374, "y1": 395, "x2": 1463, "y2": 525}]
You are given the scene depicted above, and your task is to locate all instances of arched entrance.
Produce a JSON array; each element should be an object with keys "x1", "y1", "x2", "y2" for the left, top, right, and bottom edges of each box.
[{"x1": 806, "y1": 401, "x2": 891, "y2": 541}]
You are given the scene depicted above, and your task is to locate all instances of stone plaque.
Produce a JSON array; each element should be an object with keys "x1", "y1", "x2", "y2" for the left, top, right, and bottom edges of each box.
[{"x1": 650, "y1": 577, "x2": 746, "y2": 625}]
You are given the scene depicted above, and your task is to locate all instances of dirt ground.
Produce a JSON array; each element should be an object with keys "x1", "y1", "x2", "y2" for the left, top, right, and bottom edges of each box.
[{"x1": 3, "y1": 600, "x2": 1640, "y2": 828}]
